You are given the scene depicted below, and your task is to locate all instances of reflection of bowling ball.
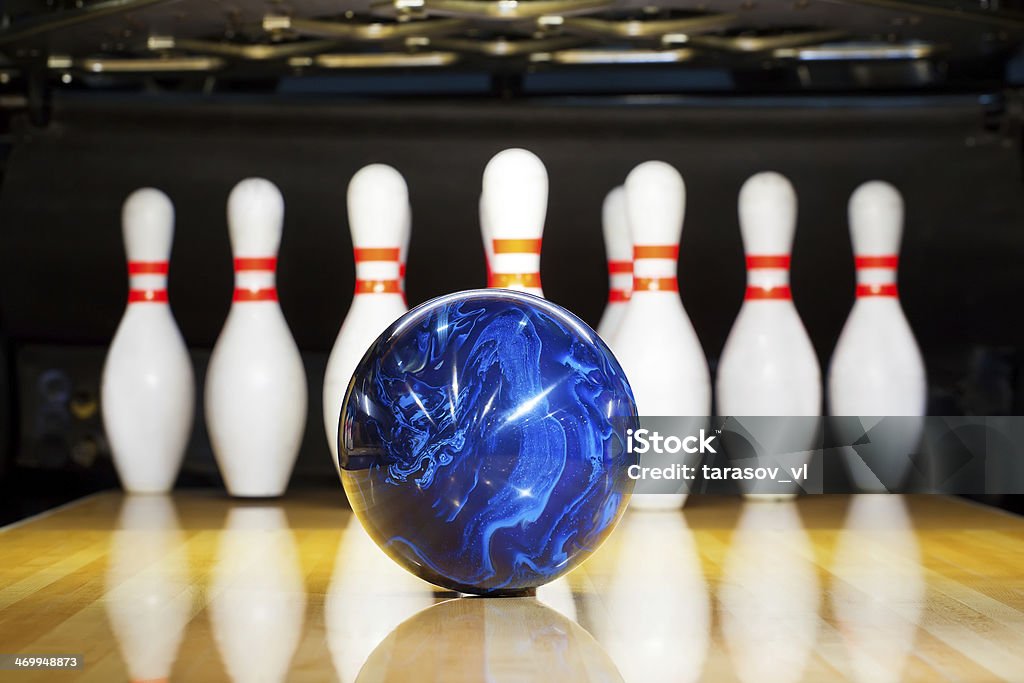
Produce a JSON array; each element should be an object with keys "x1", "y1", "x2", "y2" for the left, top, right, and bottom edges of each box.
[
  {"x1": 357, "y1": 598, "x2": 623, "y2": 683},
  {"x1": 339, "y1": 290, "x2": 638, "y2": 596}
]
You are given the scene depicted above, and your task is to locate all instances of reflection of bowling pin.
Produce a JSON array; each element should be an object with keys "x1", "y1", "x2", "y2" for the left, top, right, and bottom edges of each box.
[
  {"x1": 716, "y1": 172, "x2": 821, "y2": 499},
  {"x1": 356, "y1": 598, "x2": 621, "y2": 682},
  {"x1": 101, "y1": 188, "x2": 194, "y2": 493},
  {"x1": 326, "y1": 515, "x2": 435, "y2": 683},
  {"x1": 323, "y1": 166, "x2": 410, "y2": 471},
  {"x1": 105, "y1": 496, "x2": 192, "y2": 683},
  {"x1": 596, "y1": 186, "x2": 632, "y2": 342},
  {"x1": 610, "y1": 162, "x2": 711, "y2": 510},
  {"x1": 720, "y1": 503, "x2": 820, "y2": 683},
  {"x1": 831, "y1": 495, "x2": 924, "y2": 683},
  {"x1": 586, "y1": 510, "x2": 710, "y2": 683},
  {"x1": 209, "y1": 507, "x2": 306, "y2": 683},
  {"x1": 482, "y1": 149, "x2": 547, "y2": 297},
  {"x1": 829, "y1": 183, "x2": 926, "y2": 489},
  {"x1": 206, "y1": 178, "x2": 308, "y2": 497},
  {"x1": 536, "y1": 577, "x2": 577, "y2": 622}
]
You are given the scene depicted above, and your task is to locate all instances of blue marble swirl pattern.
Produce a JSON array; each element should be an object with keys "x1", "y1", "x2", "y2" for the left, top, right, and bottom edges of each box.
[{"x1": 339, "y1": 290, "x2": 639, "y2": 596}]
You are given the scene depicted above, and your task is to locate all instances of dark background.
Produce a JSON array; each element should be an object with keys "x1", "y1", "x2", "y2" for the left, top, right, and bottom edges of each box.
[{"x1": 0, "y1": 91, "x2": 1022, "y2": 521}]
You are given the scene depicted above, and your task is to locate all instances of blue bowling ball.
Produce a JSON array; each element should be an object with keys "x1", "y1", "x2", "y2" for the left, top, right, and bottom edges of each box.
[{"x1": 338, "y1": 289, "x2": 638, "y2": 596}]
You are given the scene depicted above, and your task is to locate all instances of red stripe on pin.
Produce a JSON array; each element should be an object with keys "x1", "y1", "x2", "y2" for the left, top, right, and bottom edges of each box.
[
  {"x1": 634, "y1": 245, "x2": 678, "y2": 260},
  {"x1": 491, "y1": 272, "x2": 541, "y2": 288},
  {"x1": 493, "y1": 239, "x2": 542, "y2": 255},
  {"x1": 127, "y1": 261, "x2": 169, "y2": 275},
  {"x1": 745, "y1": 285, "x2": 792, "y2": 300},
  {"x1": 608, "y1": 289, "x2": 631, "y2": 302},
  {"x1": 746, "y1": 255, "x2": 791, "y2": 269},
  {"x1": 608, "y1": 261, "x2": 633, "y2": 274},
  {"x1": 855, "y1": 255, "x2": 899, "y2": 269},
  {"x1": 234, "y1": 257, "x2": 277, "y2": 272},
  {"x1": 233, "y1": 288, "x2": 278, "y2": 302},
  {"x1": 634, "y1": 277, "x2": 678, "y2": 292},
  {"x1": 856, "y1": 284, "x2": 898, "y2": 297},
  {"x1": 354, "y1": 247, "x2": 401, "y2": 262},
  {"x1": 355, "y1": 279, "x2": 401, "y2": 294},
  {"x1": 128, "y1": 289, "x2": 168, "y2": 303}
]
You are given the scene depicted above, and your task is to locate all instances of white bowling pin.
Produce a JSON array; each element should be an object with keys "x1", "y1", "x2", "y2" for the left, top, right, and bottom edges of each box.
[
  {"x1": 105, "y1": 496, "x2": 192, "y2": 683},
  {"x1": 482, "y1": 148, "x2": 547, "y2": 297},
  {"x1": 610, "y1": 162, "x2": 711, "y2": 510},
  {"x1": 206, "y1": 178, "x2": 308, "y2": 497},
  {"x1": 480, "y1": 193, "x2": 494, "y2": 287},
  {"x1": 209, "y1": 506, "x2": 306, "y2": 683},
  {"x1": 101, "y1": 188, "x2": 195, "y2": 494},
  {"x1": 829, "y1": 183, "x2": 926, "y2": 490},
  {"x1": 596, "y1": 186, "x2": 632, "y2": 342},
  {"x1": 323, "y1": 165, "x2": 410, "y2": 472},
  {"x1": 829, "y1": 181, "x2": 926, "y2": 415},
  {"x1": 400, "y1": 202, "x2": 411, "y2": 293},
  {"x1": 716, "y1": 172, "x2": 822, "y2": 499}
]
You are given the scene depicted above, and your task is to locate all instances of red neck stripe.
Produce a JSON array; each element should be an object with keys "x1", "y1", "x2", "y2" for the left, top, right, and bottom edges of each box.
[
  {"x1": 493, "y1": 239, "x2": 542, "y2": 255},
  {"x1": 634, "y1": 277, "x2": 678, "y2": 292},
  {"x1": 855, "y1": 255, "x2": 899, "y2": 269},
  {"x1": 746, "y1": 255, "x2": 791, "y2": 269},
  {"x1": 608, "y1": 260, "x2": 633, "y2": 274},
  {"x1": 608, "y1": 289, "x2": 631, "y2": 303},
  {"x1": 634, "y1": 245, "x2": 678, "y2": 260},
  {"x1": 355, "y1": 279, "x2": 402, "y2": 294},
  {"x1": 127, "y1": 261, "x2": 169, "y2": 275},
  {"x1": 745, "y1": 285, "x2": 792, "y2": 300},
  {"x1": 491, "y1": 272, "x2": 541, "y2": 289},
  {"x1": 128, "y1": 289, "x2": 168, "y2": 303},
  {"x1": 856, "y1": 283, "x2": 898, "y2": 297},
  {"x1": 233, "y1": 287, "x2": 278, "y2": 302},
  {"x1": 354, "y1": 247, "x2": 401, "y2": 262},
  {"x1": 234, "y1": 257, "x2": 277, "y2": 272}
]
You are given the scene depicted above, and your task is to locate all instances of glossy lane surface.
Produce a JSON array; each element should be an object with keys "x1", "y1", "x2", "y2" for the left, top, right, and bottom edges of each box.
[{"x1": 1, "y1": 493, "x2": 1023, "y2": 682}]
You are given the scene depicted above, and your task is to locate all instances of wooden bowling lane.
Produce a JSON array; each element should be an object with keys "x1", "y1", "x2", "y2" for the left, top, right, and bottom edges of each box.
[{"x1": 1, "y1": 493, "x2": 1023, "y2": 682}]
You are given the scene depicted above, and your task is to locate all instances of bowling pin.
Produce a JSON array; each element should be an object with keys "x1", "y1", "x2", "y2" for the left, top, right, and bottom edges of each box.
[
  {"x1": 206, "y1": 178, "x2": 308, "y2": 497},
  {"x1": 596, "y1": 186, "x2": 632, "y2": 342},
  {"x1": 829, "y1": 183, "x2": 926, "y2": 490},
  {"x1": 716, "y1": 172, "x2": 821, "y2": 499},
  {"x1": 400, "y1": 202, "x2": 411, "y2": 295},
  {"x1": 829, "y1": 182, "x2": 926, "y2": 415},
  {"x1": 323, "y1": 165, "x2": 410, "y2": 471},
  {"x1": 482, "y1": 148, "x2": 547, "y2": 297},
  {"x1": 101, "y1": 188, "x2": 194, "y2": 494},
  {"x1": 609, "y1": 162, "x2": 711, "y2": 510},
  {"x1": 480, "y1": 194, "x2": 494, "y2": 287}
]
